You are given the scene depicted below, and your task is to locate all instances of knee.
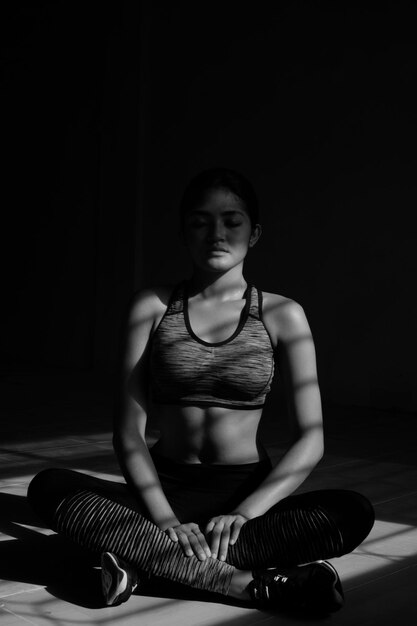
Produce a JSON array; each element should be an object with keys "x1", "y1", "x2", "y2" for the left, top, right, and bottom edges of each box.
[
  {"x1": 28, "y1": 468, "x2": 53, "y2": 502},
  {"x1": 351, "y1": 490, "x2": 375, "y2": 539},
  {"x1": 27, "y1": 468, "x2": 65, "y2": 503},
  {"x1": 27, "y1": 468, "x2": 75, "y2": 524},
  {"x1": 334, "y1": 490, "x2": 375, "y2": 552}
]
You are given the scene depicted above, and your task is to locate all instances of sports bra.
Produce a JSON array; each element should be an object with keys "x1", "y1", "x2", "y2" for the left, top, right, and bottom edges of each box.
[{"x1": 149, "y1": 282, "x2": 276, "y2": 409}]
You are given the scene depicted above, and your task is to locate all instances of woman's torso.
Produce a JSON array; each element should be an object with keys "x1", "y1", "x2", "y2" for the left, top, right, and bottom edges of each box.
[
  {"x1": 147, "y1": 282, "x2": 281, "y2": 465},
  {"x1": 150, "y1": 404, "x2": 265, "y2": 464}
]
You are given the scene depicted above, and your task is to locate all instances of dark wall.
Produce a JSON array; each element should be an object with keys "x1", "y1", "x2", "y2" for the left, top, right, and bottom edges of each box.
[
  {"x1": 2, "y1": 2, "x2": 416, "y2": 413},
  {"x1": 1, "y1": 1, "x2": 142, "y2": 373},
  {"x1": 140, "y1": 2, "x2": 417, "y2": 411}
]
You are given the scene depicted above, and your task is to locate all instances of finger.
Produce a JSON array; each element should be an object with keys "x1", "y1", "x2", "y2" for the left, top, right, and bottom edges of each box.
[
  {"x1": 194, "y1": 529, "x2": 212, "y2": 557},
  {"x1": 205, "y1": 520, "x2": 215, "y2": 534},
  {"x1": 188, "y1": 533, "x2": 208, "y2": 560},
  {"x1": 165, "y1": 527, "x2": 179, "y2": 542},
  {"x1": 209, "y1": 524, "x2": 224, "y2": 559},
  {"x1": 218, "y1": 528, "x2": 231, "y2": 561},
  {"x1": 229, "y1": 520, "x2": 244, "y2": 545},
  {"x1": 177, "y1": 532, "x2": 194, "y2": 557}
]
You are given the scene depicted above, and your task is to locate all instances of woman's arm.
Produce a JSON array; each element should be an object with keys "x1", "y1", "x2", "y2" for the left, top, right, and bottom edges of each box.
[
  {"x1": 205, "y1": 299, "x2": 324, "y2": 560},
  {"x1": 233, "y1": 299, "x2": 324, "y2": 519},
  {"x1": 112, "y1": 289, "x2": 180, "y2": 530},
  {"x1": 113, "y1": 289, "x2": 211, "y2": 561}
]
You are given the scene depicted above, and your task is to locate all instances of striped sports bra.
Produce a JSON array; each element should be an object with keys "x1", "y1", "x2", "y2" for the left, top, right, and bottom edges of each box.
[{"x1": 149, "y1": 282, "x2": 275, "y2": 409}]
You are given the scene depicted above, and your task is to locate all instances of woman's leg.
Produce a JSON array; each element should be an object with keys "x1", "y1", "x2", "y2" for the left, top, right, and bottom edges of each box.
[
  {"x1": 27, "y1": 470, "x2": 363, "y2": 612},
  {"x1": 226, "y1": 489, "x2": 375, "y2": 570},
  {"x1": 27, "y1": 469, "x2": 234, "y2": 595}
]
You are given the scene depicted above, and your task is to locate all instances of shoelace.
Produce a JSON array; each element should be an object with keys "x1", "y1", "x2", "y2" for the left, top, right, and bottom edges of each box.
[
  {"x1": 264, "y1": 573, "x2": 289, "y2": 599},
  {"x1": 273, "y1": 573, "x2": 289, "y2": 583},
  {"x1": 252, "y1": 570, "x2": 290, "y2": 601}
]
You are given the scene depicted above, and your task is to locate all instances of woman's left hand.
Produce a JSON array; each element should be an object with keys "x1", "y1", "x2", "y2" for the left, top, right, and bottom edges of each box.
[{"x1": 204, "y1": 513, "x2": 248, "y2": 561}]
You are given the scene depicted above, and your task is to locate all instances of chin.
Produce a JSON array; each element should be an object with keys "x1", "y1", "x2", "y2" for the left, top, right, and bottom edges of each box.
[
  {"x1": 205, "y1": 258, "x2": 233, "y2": 269},
  {"x1": 200, "y1": 261, "x2": 241, "y2": 275},
  {"x1": 192, "y1": 261, "x2": 226, "y2": 274}
]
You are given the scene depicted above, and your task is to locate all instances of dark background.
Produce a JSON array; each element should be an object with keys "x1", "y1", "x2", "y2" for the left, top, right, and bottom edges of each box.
[{"x1": 2, "y1": 1, "x2": 416, "y2": 413}]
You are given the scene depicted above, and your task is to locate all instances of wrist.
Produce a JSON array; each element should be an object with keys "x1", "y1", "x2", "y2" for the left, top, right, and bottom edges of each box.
[
  {"x1": 230, "y1": 509, "x2": 251, "y2": 520},
  {"x1": 157, "y1": 517, "x2": 180, "y2": 531}
]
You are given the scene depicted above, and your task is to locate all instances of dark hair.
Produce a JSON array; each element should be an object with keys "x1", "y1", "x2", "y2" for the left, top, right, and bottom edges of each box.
[{"x1": 179, "y1": 168, "x2": 259, "y2": 229}]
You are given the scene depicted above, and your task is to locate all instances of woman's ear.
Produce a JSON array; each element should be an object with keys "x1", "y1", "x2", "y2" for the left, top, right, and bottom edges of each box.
[{"x1": 249, "y1": 224, "x2": 262, "y2": 248}]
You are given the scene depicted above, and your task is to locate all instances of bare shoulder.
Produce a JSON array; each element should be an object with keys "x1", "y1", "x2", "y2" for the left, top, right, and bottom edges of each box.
[
  {"x1": 128, "y1": 285, "x2": 175, "y2": 327},
  {"x1": 262, "y1": 291, "x2": 311, "y2": 346}
]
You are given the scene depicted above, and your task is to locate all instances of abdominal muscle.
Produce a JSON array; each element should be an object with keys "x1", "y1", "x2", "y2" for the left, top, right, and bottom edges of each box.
[{"x1": 150, "y1": 404, "x2": 267, "y2": 465}]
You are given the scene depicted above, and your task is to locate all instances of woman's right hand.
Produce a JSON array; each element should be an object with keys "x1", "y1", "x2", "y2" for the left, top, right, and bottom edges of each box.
[{"x1": 165, "y1": 523, "x2": 212, "y2": 561}]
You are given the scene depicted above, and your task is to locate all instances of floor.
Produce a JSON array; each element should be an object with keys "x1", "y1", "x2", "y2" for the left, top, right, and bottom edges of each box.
[{"x1": 1, "y1": 371, "x2": 417, "y2": 625}]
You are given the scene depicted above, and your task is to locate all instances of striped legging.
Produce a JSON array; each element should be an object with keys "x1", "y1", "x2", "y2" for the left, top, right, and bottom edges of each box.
[{"x1": 27, "y1": 467, "x2": 374, "y2": 596}]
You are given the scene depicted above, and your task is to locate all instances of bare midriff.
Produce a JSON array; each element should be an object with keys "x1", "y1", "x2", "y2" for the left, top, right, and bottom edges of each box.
[{"x1": 150, "y1": 404, "x2": 266, "y2": 465}]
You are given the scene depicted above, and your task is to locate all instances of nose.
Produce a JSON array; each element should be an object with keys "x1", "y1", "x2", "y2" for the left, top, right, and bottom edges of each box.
[{"x1": 207, "y1": 220, "x2": 225, "y2": 241}]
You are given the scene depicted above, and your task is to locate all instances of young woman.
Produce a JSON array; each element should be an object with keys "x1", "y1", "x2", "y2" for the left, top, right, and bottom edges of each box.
[{"x1": 28, "y1": 168, "x2": 374, "y2": 615}]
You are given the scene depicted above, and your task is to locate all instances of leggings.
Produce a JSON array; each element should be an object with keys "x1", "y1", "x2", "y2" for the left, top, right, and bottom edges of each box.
[{"x1": 27, "y1": 461, "x2": 374, "y2": 596}]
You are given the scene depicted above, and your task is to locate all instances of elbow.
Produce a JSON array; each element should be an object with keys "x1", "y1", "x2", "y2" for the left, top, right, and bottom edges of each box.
[
  {"x1": 112, "y1": 432, "x2": 124, "y2": 458},
  {"x1": 317, "y1": 438, "x2": 325, "y2": 461},
  {"x1": 112, "y1": 427, "x2": 145, "y2": 454},
  {"x1": 298, "y1": 425, "x2": 324, "y2": 463},
  {"x1": 315, "y1": 429, "x2": 325, "y2": 462},
  {"x1": 112, "y1": 429, "x2": 131, "y2": 454}
]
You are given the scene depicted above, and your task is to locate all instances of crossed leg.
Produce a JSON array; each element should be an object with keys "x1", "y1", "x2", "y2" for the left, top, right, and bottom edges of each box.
[{"x1": 27, "y1": 468, "x2": 374, "y2": 597}]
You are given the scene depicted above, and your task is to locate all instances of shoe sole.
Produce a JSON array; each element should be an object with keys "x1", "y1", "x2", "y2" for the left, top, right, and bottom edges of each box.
[
  {"x1": 310, "y1": 560, "x2": 344, "y2": 613},
  {"x1": 101, "y1": 552, "x2": 129, "y2": 606}
]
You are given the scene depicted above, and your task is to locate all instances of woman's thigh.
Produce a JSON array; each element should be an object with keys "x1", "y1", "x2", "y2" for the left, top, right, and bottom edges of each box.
[
  {"x1": 27, "y1": 468, "x2": 148, "y2": 525},
  {"x1": 226, "y1": 488, "x2": 374, "y2": 569},
  {"x1": 268, "y1": 488, "x2": 375, "y2": 553}
]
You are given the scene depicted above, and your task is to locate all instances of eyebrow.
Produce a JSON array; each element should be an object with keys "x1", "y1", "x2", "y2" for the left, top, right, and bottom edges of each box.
[{"x1": 189, "y1": 209, "x2": 245, "y2": 217}]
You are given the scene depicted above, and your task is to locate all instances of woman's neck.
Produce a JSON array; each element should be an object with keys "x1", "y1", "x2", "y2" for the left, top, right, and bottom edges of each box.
[{"x1": 188, "y1": 265, "x2": 247, "y2": 301}]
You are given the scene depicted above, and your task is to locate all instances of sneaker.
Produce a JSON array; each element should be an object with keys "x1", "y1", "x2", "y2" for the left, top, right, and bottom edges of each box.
[
  {"x1": 248, "y1": 560, "x2": 344, "y2": 614},
  {"x1": 101, "y1": 552, "x2": 138, "y2": 606}
]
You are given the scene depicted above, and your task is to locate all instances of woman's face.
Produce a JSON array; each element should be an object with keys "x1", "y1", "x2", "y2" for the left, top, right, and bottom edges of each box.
[{"x1": 182, "y1": 188, "x2": 260, "y2": 274}]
